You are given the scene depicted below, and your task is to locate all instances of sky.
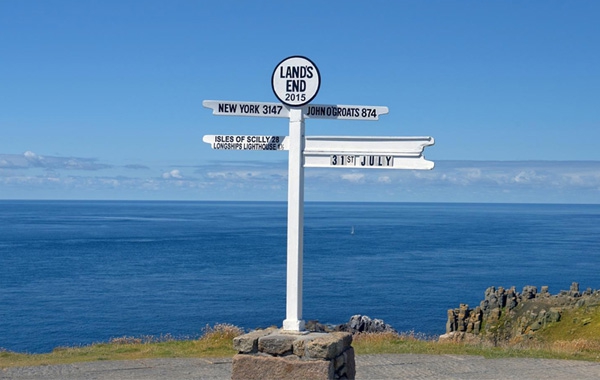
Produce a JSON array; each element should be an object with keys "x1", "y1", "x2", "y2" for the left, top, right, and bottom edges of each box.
[{"x1": 1, "y1": 0, "x2": 599, "y2": 203}]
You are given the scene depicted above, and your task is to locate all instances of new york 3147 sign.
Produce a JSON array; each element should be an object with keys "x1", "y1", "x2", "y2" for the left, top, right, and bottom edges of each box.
[{"x1": 271, "y1": 56, "x2": 320, "y2": 107}]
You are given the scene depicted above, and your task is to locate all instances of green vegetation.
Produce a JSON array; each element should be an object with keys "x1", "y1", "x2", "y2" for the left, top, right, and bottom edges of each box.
[
  {"x1": 0, "y1": 324, "x2": 243, "y2": 369},
  {"x1": 528, "y1": 303, "x2": 600, "y2": 360},
  {"x1": 4, "y1": 312, "x2": 600, "y2": 369},
  {"x1": 536, "y1": 304, "x2": 600, "y2": 342},
  {"x1": 351, "y1": 331, "x2": 600, "y2": 361}
]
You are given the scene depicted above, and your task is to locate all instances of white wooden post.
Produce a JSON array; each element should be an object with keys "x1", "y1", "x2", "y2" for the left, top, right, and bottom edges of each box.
[{"x1": 283, "y1": 107, "x2": 306, "y2": 332}]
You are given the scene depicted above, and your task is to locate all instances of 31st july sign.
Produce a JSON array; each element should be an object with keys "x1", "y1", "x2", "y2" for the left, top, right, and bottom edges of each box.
[{"x1": 302, "y1": 136, "x2": 434, "y2": 170}]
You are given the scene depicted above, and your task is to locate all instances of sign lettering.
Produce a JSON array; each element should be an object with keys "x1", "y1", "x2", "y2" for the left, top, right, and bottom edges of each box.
[
  {"x1": 272, "y1": 56, "x2": 321, "y2": 107},
  {"x1": 203, "y1": 100, "x2": 289, "y2": 118},
  {"x1": 304, "y1": 104, "x2": 389, "y2": 120},
  {"x1": 330, "y1": 155, "x2": 394, "y2": 167},
  {"x1": 203, "y1": 135, "x2": 289, "y2": 151}
]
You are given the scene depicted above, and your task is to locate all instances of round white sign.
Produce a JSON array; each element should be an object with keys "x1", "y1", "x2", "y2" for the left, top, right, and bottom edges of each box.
[{"x1": 272, "y1": 56, "x2": 320, "y2": 107}]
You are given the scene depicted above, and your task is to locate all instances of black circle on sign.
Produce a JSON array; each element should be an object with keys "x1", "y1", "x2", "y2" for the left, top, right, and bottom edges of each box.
[{"x1": 271, "y1": 55, "x2": 321, "y2": 108}]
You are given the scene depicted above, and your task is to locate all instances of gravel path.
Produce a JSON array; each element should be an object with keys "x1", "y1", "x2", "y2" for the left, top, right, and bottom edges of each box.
[{"x1": 2, "y1": 354, "x2": 600, "y2": 379}]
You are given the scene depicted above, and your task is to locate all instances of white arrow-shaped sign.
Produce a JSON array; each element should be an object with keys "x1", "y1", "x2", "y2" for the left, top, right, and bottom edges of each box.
[
  {"x1": 202, "y1": 135, "x2": 434, "y2": 169},
  {"x1": 303, "y1": 136, "x2": 434, "y2": 170},
  {"x1": 202, "y1": 100, "x2": 389, "y2": 121}
]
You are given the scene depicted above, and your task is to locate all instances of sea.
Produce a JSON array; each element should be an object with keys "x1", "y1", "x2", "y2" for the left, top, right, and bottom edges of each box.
[{"x1": 1, "y1": 201, "x2": 599, "y2": 353}]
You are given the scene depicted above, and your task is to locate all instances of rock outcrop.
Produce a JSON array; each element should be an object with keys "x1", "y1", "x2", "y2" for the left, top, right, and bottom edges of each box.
[
  {"x1": 440, "y1": 282, "x2": 600, "y2": 344},
  {"x1": 336, "y1": 315, "x2": 397, "y2": 334},
  {"x1": 305, "y1": 315, "x2": 396, "y2": 335}
]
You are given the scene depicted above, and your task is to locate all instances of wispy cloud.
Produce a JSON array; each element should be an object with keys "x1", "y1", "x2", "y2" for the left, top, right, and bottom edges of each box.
[
  {"x1": 340, "y1": 173, "x2": 365, "y2": 183},
  {"x1": 1, "y1": 154, "x2": 599, "y2": 202},
  {"x1": 123, "y1": 164, "x2": 150, "y2": 170},
  {"x1": 422, "y1": 161, "x2": 600, "y2": 190},
  {"x1": 197, "y1": 161, "x2": 288, "y2": 184},
  {"x1": 300, "y1": 161, "x2": 600, "y2": 202},
  {"x1": 0, "y1": 151, "x2": 112, "y2": 171},
  {"x1": 162, "y1": 169, "x2": 183, "y2": 179}
]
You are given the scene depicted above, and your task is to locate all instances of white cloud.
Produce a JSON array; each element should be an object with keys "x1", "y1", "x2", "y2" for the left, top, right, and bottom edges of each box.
[
  {"x1": 100, "y1": 178, "x2": 121, "y2": 187},
  {"x1": 202, "y1": 162, "x2": 288, "y2": 184},
  {"x1": 162, "y1": 169, "x2": 183, "y2": 179},
  {"x1": 123, "y1": 164, "x2": 150, "y2": 170},
  {"x1": 465, "y1": 168, "x2": 482, "y2": 180},
  {"x1": 206, "y1": 170, "x2": 265, "y2": 180},
  {"x1": 512, "y1": 170, "x2": 542, "y2": 184},
  {"x1": 2, "y1": 156, "x2": 600, "y2": 202},
  {"x1": 340, "y1": 173, "x2": 365, "y2": 183},
  {"x1": 24, "y1": 151, "x2": 40, "y2": 162},
  {"x1": 0, "y1": 151, "x2": 112, "y2": 171}
]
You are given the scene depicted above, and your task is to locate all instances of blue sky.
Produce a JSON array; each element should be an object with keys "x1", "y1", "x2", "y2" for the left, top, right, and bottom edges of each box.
[{"x1": 1, "y1": 0, "x2": 599, "y2": 203}]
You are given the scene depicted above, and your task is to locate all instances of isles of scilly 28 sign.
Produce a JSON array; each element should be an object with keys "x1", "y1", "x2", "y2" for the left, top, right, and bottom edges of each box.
[{"x1": 271, "y1": 56, "x2": 321, "y2": 107}]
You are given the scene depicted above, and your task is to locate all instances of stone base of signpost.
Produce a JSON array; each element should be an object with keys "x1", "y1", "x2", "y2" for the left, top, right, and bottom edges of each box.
[{"x1": 231, "y1": 328, "x2": 355, "y2": 380}]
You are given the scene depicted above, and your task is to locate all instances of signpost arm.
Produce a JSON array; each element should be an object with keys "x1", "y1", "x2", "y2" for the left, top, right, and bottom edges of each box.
[{"x1": 283, "y1": 108, "x2": 305, "y2": 332}]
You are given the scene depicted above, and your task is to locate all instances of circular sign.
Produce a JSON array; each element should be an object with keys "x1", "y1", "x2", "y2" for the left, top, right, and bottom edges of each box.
[{"x1": 272, "y1": 56, "x2": 320, "y2": 107}]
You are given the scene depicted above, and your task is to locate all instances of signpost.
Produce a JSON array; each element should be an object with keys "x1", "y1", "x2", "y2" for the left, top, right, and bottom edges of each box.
[{"x1": 203, "y1": 56, "x2": 434, "y2": 333}]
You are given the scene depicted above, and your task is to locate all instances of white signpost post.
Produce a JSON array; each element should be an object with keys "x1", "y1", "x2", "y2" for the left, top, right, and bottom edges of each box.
[{"x1": 203, "y1": 56, "x2": 434, "y2": 333}]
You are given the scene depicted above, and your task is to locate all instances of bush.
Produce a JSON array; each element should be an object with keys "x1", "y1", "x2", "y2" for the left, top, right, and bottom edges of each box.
[{"x1": 201, "y1": 323, "x2": 244, "y2": 341}]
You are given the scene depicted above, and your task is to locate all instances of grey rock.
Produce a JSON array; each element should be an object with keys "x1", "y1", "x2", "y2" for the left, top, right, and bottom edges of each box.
[
  {"x1": 338, "y1": 315, "x2": 396, "y2": 334},
  {"x1": 258, "y1": 333, "x2": 297, "y2": 355},
  {"x1": 232, "y1": 354, "x2": 334, "y2": 380},
  {"x1": 570, "y1": 282, "x2": 581, "y2": 297},
  {"x1": 522, "y1": 285, "x2": 538, "y2": 300},
  {"x1": 233, "y1": 328, "x2": 275, "y2": 353}
]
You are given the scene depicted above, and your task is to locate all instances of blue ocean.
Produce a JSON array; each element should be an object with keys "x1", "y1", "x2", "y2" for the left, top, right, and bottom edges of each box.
[{"x1": 1, "y1": 201, "x2": 599, "y2": 353}]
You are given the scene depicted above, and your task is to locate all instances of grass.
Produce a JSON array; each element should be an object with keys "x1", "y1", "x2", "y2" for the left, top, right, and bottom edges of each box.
[
  {"x1": 351, "y1": 331, "x2": 600, "y2": 361},
  {"x1": 536, "y1": 304, "x2": 600, "y2": 341},
  {"x1": 0, "y1": 324, "x2": 243, "y2": 369},
  {"x1": 4, "y1": 318, "x2": 600, "y2": 369}
]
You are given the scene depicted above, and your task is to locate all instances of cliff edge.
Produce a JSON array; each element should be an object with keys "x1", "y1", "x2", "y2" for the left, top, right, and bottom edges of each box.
[{"x1": 440, "y1": 282, "x2": 600, "y2": 345}]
